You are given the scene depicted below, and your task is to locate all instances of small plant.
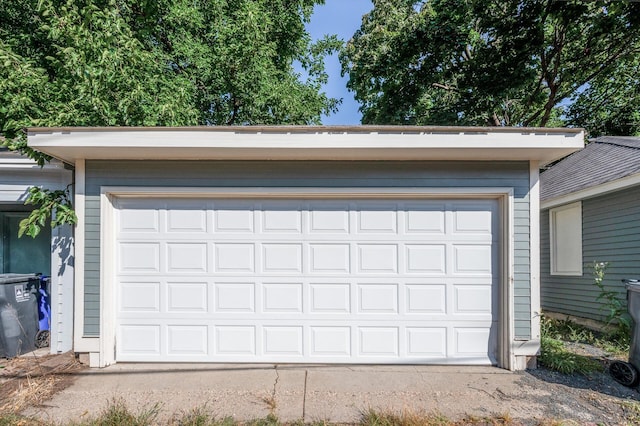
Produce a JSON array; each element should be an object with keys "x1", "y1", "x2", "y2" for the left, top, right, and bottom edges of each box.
[
  {"x1": 591, "y1": 261, "x2": 632, "y2": 340},
  {"x1": 539, "y1": 316, "x2": 606, "y2": 374},
  {"x1": 538, "y1": 336, "x2": 603, "y2": 375},
  {"x1": 73, "y1": 399, "x2": 160, "y2": 426}
]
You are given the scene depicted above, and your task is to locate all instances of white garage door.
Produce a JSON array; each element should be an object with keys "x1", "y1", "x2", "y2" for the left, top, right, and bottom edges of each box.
[{"x1": 114, "y1": 197, "x2": 498, "y2": 364}]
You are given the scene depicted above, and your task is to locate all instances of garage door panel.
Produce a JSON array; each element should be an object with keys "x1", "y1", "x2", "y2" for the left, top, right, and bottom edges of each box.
[
  {"x1": 405, "y1": 206, "x2": 446, "y2": 234},
  {"x1": 357, "y1": 283, "x2": 398, "y2": 313},
  {"x1": 357, "y1": 208, "x2": 397, "y2": 233},
  {"x1": 119, "y1": 281, "x2": 161, "y2": 312},
  {"x1": 261, "y1": 244, "x2": 303, "y2": 272},
  {"x1": 166, "y1": 208, "x2": 208, "y2": 233},
  {"x1": 309, "y1": 244, "x2": 351, "y2": 273},
  {"x1": 452, "y1": 245, "x2": 493, "y2": 274},
  {"x1": 309, "y1": 283, "x2": 351, "y2": 313},
  {"x1": 116, "y1": 321, "x2": 498, "y2": 363},
  {"x1": 167, "y1": 325, "x2": 208, "y2": 355},
  {"x1": 406, "y1": 284, "x2": 446, "y2": 313},
  {"x1": 262, "y1": 283, "x2": 303, "y2": 313},
  {"x1": 357, "y1": 244, "x2": 398, "y2": 273},
  {"x1": 119, "y1": 243, "x2": 160, "y2": 273},
  {"x1": 263, "y1": 326, "x2": 304, "y2": 356},
  {"x1": 166, "y1": 243, "x2": 208, "y2": 272},
  {"x1": 216, "y1": 326, "x2": 256, "y2": 355},
  {"x1": 309, "y1": 206, "x2": 350, "y2": 233},
  {"x1": 115, "y1": 197, "x2": 499, "y2": 364},
  {"x1": 405, "y1": 244, "x2": 446, "y2": 274},
  {"x1": 406, "y1": 327, "x2": 447, "y2": 357},
  {"x1": 215, "y1": 282, "x2": 255, "y2": 312},
  {"x1": 215, "y1": 243, "x2": 255, "y2": 272},
  {"x1": 119, "y1": 208, "x2": 159, "y2": 233},
  {"x1": 167, "y1": 282, "x2": 209, "y2": 313}
]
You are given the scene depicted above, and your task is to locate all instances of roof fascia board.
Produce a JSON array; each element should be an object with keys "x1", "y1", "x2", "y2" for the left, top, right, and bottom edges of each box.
[
  {"x1": 27, "y1": 127, "x2": 585, "y2": 164},
  {"x1": 26, "y1": 125, "x2": 585, "y2": 135},
  {"x1": 541, "y1": 172, "x2": 640, "y2": 210}
]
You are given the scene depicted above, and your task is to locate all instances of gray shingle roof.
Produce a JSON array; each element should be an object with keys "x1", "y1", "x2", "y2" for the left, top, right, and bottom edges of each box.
[{"x1": 540, "y1": 136, "x2": 640, "y2": 201}]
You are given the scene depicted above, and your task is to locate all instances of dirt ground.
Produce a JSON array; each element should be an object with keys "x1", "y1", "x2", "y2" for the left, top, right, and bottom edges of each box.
[
  {"x1": 0, "y1": 351, "x2": 86, "y2": 415},
  {"x1": 1, "y1": 349, "x2": 640, "y2": 425}
]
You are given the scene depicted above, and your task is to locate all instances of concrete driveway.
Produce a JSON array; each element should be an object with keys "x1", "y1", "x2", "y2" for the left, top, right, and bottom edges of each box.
[{"x1": 25, "y1": 363, "x2": 638, "y2": 424}]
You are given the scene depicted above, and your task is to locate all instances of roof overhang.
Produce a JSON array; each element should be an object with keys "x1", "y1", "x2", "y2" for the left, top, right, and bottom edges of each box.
[
  {"x1": 541, "y1": 171, "x2": 640, "y2": 210},
  {"x1": 27, "y1": 126, "x2": 585, "y2": 165}
]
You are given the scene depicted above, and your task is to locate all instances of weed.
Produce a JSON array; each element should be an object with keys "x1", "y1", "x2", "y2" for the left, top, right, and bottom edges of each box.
[
  {"x1": 261, "y1": 394, "x2": 277, "y2": 414},
  {"x1": 591, "y1": 261, "x2": 632, "y2": 337},
  {"x1": 538, "y1": 336, "x2": 603, "y2": 375},
  {"x1": 70, "y1": 399, "x2": 160, "y2": 426},
  {"x1": 0, "y1": 413, "x2": 45, "y2": 426},
  {"x1": 541, "y1": 315, "x2": 629, "y2": 356},
  {"x1": 248, "y1": 413, "x2": 280, "y2": 426},
  {"x1": 168, "y1": 405, "x2": 233, "y2": 426},
  {"x1": 359, "y1": 408, "x2": 451, "y2": 426}
]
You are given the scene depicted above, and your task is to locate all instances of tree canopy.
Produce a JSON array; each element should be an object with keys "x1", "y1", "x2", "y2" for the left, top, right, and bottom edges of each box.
[
  {"x1": 0, "y1": 0, "x2": 339, "y2": 236},
  {"x1": 1, "y1": 0, "x2": 340, "y2": 159},
  {"x1": 340, "y1": 0, "x2": 640, "y2": 136}
]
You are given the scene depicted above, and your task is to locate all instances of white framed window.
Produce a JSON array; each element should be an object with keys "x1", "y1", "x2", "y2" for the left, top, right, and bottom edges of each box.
[{"x1": 550, "y1": 201, "x2": 583, "y2": 276}]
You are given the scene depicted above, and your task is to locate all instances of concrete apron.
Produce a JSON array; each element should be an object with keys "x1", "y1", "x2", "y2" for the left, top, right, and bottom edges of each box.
[{"x1": 27, "y1": 364, "x2": 546, "y2": 423}]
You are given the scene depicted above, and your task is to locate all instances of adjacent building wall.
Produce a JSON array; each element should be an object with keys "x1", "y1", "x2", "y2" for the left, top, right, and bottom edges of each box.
[
  {"x1": 541, "y1": 185, "x2": 640, "y2": 322},
  {"x1": 0, "y1": 156, "x2": 74, "y2": 353}
]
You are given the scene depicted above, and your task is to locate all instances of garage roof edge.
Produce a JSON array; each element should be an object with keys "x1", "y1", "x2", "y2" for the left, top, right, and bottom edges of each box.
[{"x1": 26, "y1": 126, "x2": 585, "y2": 165}]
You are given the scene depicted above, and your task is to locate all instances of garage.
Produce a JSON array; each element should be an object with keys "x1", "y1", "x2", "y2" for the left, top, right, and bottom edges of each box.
[
  {"x1": 113, "y1": 197, "x2": 498, "y2": 364},
  {"x1": 26, "y1": 126, "x2": 585, "y2": 369}
]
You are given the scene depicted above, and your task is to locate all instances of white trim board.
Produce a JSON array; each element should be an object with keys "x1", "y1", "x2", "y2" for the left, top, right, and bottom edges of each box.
[
  {"x1": 73, "y1": 159, "x2": 100, "y2": 353},
  {"x1": 96, "y1": 186, "x2": 518, "y2": 369},
  {"x1": 27, "y1": 127, "x2": 584, "y2": 164},
  {"x1": 541, "y1": 172, "x2": 640, "y2": 210}
]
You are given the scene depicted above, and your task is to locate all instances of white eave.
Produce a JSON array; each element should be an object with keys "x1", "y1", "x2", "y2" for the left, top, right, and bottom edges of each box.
[{"x1": 26, "y1": 126, "x2": 585, "y2": 164}]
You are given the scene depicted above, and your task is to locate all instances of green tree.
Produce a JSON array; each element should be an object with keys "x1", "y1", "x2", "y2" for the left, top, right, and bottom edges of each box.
[
  {"x1": 0, "y1": 0, "x2": 340, "y2": 236},
  {"x1": 340, "y1": 0, "x2": 640, "y2": 134}
]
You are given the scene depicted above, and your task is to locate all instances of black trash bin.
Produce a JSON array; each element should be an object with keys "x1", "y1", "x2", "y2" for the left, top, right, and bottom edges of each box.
[
  {"x1": 609, "y1": 279, "x2": 640, "y2": 387},
  {"x1": 0, "y1": 274, "x2": 40, "y2": 358}
]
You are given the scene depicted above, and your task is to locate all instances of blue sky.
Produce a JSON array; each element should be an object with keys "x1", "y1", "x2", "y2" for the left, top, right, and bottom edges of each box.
[{"x1": 307, "y1": 0, "x2": 373, "y2": 125}]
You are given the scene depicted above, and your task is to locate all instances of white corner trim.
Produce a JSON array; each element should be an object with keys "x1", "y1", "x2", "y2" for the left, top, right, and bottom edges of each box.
[
  {"x1": 72, "y1": 159, "x2": 99, "y2": 353},
  {"x1": 499, "y1": 189, "x2": 516, "y2": 370},
  {"x1": 98, "y1": 186, "x2": 516, "y2": 369},
  {"x1": 541, "y1": 172, "x2": 640, "y2": 210},
  {"x1": 99, "y1": 191, "x2": 117, "y2": 367},
  {"x1": 513, "y1": 339, "x2": 541, "y2": 356},
  {"x1": 529, "y1": 161, "x2": 541, "y2": 342}
]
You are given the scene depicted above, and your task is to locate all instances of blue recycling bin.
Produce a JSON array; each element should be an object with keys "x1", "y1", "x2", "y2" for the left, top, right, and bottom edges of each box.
[
  {"x1": 0, "y1": 274, "x2": 40, "y2": 358},
  {"x1": 35, "y1": 276, "x2": 51, "y2": 348}
]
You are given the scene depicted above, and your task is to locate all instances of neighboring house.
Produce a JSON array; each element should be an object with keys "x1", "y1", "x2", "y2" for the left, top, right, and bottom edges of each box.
[
  {"x1": 27, "y1": 126, "x2": 583, "y2": 370},
  {"x1": 0, "y1": 147, "x2": 74, "y2": 354},
  {"x1": 540, "y1": 136, "x2": 640, "y2": 324}
]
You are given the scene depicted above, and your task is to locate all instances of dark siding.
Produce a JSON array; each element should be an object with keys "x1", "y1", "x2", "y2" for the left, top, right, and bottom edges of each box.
[
  {"x1": 84, "y1": 160, "x2": 532, "y2": 338},
  {"x1": 541, "y1": 185, "x2": 640, "y2": 321}
]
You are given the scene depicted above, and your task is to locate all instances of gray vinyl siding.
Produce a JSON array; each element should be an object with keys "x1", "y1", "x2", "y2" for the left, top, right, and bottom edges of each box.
[
  {"x1": 84, "y1": 160, "x2": 532, "y2": 339},
  {"x1": 541, "y1": 185, "x2": 640, "y2": 322}
]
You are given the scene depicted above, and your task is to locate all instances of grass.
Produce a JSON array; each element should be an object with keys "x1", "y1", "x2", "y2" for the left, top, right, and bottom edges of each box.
[
  {"x1": 541, "y1": 316, "x2": 630, "y2": 356},
  {"x1": 538, "y1": 315, "x2": 631, "y2": 375},
  {"x1": 538, "y1": 336, "x2": 603, "y2": 375},
  {"x1": 0, "y1": 403, "x2": 570, "y2": 426},
  {"x1": 359, "y1": 409, "x2": 521, "y2": 425}
]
